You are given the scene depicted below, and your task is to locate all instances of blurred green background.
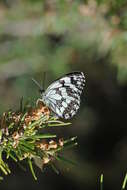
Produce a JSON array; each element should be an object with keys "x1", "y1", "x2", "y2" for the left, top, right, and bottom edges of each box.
[{"x1": 0, "y1": 0, "x2": 127, "y2": 189}]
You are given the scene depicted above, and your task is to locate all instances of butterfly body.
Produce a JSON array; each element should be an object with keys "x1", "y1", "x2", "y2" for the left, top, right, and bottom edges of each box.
[{"x1": 40, "y1": 72, "x2": 85, "y2": 119}]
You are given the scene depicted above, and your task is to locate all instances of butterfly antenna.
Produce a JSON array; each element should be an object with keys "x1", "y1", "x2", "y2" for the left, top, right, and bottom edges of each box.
[
  {"x1": 42, "y1": 72, "x2": 46, "y2": 91},
  {"x1": 32, "y1": 78, "x2": 43, "y2": 92}
]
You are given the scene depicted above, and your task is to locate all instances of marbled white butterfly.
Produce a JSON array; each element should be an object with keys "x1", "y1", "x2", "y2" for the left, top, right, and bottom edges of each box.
[{"x1": 33, "y1": 72, "x2": 85, "y2": 119}]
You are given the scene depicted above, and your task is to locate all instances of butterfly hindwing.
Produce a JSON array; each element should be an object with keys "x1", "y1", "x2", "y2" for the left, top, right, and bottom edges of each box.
[{"x1": 42, "y1": 72, "x2": 85, "y2": 119}]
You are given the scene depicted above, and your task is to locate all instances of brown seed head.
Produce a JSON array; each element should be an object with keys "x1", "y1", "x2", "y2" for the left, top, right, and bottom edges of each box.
[
  {"x1": 12, "y1": 131, "x2": 20, "y2": 140},
  {"x1": 42, "y1": 156, "x2": 51, "y2": 164},
  {"x1": 36, "y1": 141, "x2": 49, "y2": 150},
  {"x1": 59, "y1": 138, "x2": 64, "y2": 146},
  {"x1": 49, "y1": 140, "x2": 58, "y2": 149}
]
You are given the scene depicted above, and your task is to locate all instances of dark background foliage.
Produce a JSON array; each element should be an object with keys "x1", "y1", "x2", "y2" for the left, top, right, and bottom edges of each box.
[{"x1": 0, "y1": 0, "x2": 127, "y2": 189}]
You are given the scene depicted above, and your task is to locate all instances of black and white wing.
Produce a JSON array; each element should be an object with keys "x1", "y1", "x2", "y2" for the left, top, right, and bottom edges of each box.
[{"x1": 42, "y1": 72, "x2": 85, "y2": 119}]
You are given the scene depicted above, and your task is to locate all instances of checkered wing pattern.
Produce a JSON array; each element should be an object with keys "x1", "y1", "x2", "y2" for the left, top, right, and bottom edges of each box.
[{"x1": 41, "y1": 72, "x2": 85, "y2": 119}]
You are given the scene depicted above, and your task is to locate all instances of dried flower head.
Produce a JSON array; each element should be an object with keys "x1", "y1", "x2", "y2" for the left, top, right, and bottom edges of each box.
[
  {"x1": 0, "y1": 99, "x2": 76, "y2": 180},
  {"x1": 59, "y1": 138, "x2": 64, "y2": 146},
  {"x1": 42, "y1": 156, "x2": 51, "y2": 164},
  {"x1": 36, "y1": 140, "x2": 49, "y2": 150},
  {"x1": 49, "y1": 140, "x2": 57, "y2": 149}
]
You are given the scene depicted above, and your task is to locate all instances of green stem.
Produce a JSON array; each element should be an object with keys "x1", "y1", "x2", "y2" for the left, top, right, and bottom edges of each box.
[
  {"x1": 100, "y1": 174, "x2": 103, "y2": 190},
  {"x1": 0, "y1": 165, "x2": 8, "y2": 175},
  {"x1": 28, "y1": 158, "x2": 37, "y2": 180},
  {"x1": 122, "y1": 173, "x2": 127, "y2": 190}
]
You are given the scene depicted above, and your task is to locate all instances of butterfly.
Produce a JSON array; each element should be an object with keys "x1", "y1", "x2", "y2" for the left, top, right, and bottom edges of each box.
[{"x1": 33, "y1": 72, "x2": 85, "y2": 119}]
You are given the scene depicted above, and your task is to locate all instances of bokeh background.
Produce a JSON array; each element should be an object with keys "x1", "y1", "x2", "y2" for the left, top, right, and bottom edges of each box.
[{"x1": 0, "y1": 0, "x2": 127, "y2": 190}]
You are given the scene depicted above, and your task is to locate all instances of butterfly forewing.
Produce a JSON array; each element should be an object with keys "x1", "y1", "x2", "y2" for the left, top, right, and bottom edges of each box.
[{"x1": 42, "y1": 72, "x2": 85, "y2": 119}]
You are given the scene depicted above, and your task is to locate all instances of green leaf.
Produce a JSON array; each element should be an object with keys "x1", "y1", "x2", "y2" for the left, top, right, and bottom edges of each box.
[
  {"x1": 21, "y1": 113, "x2": 28, "y2": 122},
  {"x1": 56, "y1": 155, "x2": 77, "y2": 166},
  {"x1": 64, "y1": 136, "x2": 77, "y2": 144},
  {"x1": 0, "y1": 165, "x2": 8, "y2": 175},
  {"x1": 48, "y1": 120, "x2": 71, "y2": 127},
  {"x1": 55, "y1": 142, "x2": 77, "y2": 152},
  {"x1": 20, "y1": 141, "x2": 35, "y2": 150},
  {"x1": 122, "y1": 173, "x2": 127, "y2": 190},
  {"x1": 100, "y1": 174, "x2": 103, "y2": 190},
  {"x1": 28, "y1": 120, "x2": 41, "y2": 129},
  {"x1": 54, "y1": 137, "x2": 77, "y2": 152},
  {"x1": 14, "y1": 147, "x2": 23, "y2": 160},
  {"x1": 8, "y1": 152, "x2": 18, "y2": 162},
  {"x1": 28, "y1": 158, "x2": 37, "y2": 180},
  {"x1": 30, "y1": 134, "x2": 56, "y2": 139},
  {"x1": 19, "y1": 144, "x2": 35, "y2": 155},
  {"x1": 50, "y1": 164, "x2": 59, "y2": 175},
  {"x1": 28, "y1": 117, "x2": 44, "y2": 128},
  {"x1": 8, "y1": 123, "x2": 14, "y2": 129}
]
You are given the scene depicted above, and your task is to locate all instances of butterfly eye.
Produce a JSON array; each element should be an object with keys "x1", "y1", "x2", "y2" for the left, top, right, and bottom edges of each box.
[{"x1": 39, "y1": 89, "x2": 45, "y2": 94}]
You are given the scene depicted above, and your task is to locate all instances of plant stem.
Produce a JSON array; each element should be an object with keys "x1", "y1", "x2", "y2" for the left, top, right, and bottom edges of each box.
[
  {"x1": 28, "y1": 159, "x2": 37, "y2": 180},
  {"x1": 122, "y1": 173, "x2": 127, "y2": 190},
  {"x1": 100, "y1": 174, "x2": 103, "y2": 190}
]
